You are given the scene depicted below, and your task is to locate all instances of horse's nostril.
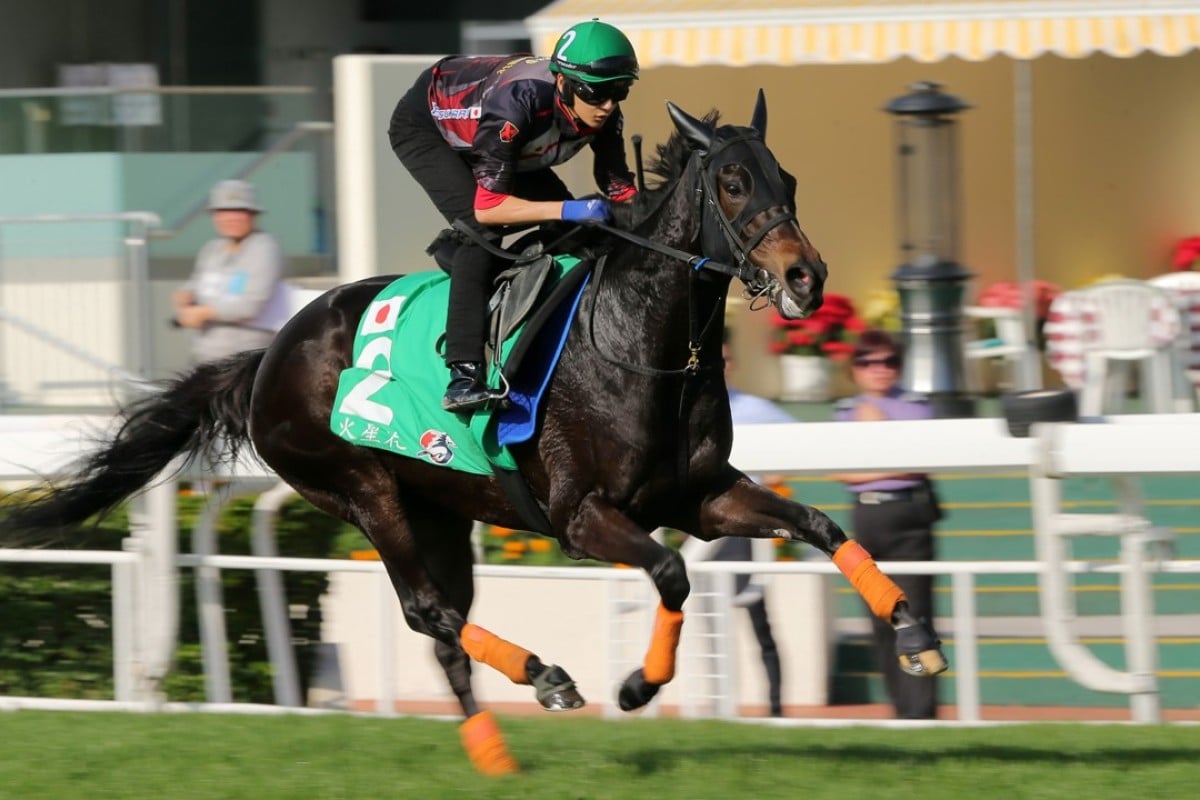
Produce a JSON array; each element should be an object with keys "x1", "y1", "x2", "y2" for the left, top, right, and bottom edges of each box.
[{"x1": 786, "y1": 266, "x2": 814, "y2": 293}]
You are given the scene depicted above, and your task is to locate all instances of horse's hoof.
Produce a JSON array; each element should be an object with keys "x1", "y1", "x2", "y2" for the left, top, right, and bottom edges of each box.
[
  {"x1": 532, "y1": 663, "x2": 586, "y2": 712},
  {"x1": 617, "y1": 667, "x2": 661, "y2": 712},
  {"x1": 895, "y1": 620, "x2": 949, "y2": 677}
]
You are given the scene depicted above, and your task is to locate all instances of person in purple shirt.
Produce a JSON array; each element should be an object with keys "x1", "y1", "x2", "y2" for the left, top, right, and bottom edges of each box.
[{"x1": 831, "y1": 329, "x2": 942, "y2": 719}]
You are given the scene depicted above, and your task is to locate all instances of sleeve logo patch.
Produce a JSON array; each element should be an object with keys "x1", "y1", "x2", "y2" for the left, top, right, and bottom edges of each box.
[{"x1": 499, "y1": 121, "x2": 519, "y2": 142}]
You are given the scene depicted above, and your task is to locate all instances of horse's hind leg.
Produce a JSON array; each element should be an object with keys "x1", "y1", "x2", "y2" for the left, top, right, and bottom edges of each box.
[
  {"x1": 276, "y1": 479, "x2": 513, "y2": 774},
  {"x1": 357, "y1": 508, "x2": 514, "y2": 775},
  {"x1": 406, "y1": 505, "x2": 586, "y2": 716}
]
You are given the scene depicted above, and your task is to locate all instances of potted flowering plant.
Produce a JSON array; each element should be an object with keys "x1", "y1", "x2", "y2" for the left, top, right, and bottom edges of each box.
[
  {"x1": 768, "y1": 292, "x2": 865, "y2": 400},
  {"x1": 975, "y1": 279, "x2": 1061, "y2": 349}
]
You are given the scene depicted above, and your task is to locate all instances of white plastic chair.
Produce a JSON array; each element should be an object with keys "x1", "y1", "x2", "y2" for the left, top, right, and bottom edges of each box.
[
  {"x1": 1147, "y1": 271, "x2": 1200, "y2": 412},
  {"x1": 1068, "y1": 280, "x2": 1181, "y2": 416}
]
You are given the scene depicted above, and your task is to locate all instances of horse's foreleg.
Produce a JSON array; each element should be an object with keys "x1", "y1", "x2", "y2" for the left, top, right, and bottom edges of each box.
[
  {"x1": 565, "y1": 495, "x2": 690, "y2": 711},
  {"x1": 693, "y1": 474, "x2": 947, "y2": 677}
]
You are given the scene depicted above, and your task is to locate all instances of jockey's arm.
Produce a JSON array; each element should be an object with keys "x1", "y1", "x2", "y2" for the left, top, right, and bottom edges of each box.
[{"x1": 474, "y1": 193, "x2": 570, "y2": 226}]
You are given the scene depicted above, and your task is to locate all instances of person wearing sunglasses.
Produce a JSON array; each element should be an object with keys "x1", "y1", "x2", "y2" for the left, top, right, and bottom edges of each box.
[
  {"x1": 388, "y1": 18, "x2": 640, "y2": 412},
  {"x1": 830, "y1": 329, "x2": 943, "y2": 719}
]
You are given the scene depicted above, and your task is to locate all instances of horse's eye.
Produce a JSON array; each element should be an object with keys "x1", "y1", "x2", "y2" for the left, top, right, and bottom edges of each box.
[{"x1": 723, "y1": 180, "x2": 745, "y2": 198}]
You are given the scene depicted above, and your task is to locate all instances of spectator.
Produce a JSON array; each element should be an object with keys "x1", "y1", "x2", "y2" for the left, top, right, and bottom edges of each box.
[
  {"x1": 830, "y1": 329, "x2": 942, "y2": 719},
  {"x1": 172, "y1": 179, "x2": 288, "y2": 364},
  {"x1": 387, "y1": 19, "x2": 640, "y2": 413},
  {"x1": 682, "y1": 336, "x2": 792, "y2": 717}
]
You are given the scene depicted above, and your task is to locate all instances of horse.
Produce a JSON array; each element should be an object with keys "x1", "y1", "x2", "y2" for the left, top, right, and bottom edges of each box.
[{"x1": 1, "y1": 90, "x2": 946, "y2": 774}]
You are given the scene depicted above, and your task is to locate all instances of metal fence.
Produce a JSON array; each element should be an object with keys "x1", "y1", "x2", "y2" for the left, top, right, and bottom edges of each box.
[{"x1": 0, "y1": 212, "x2": 160, "y2": 408}]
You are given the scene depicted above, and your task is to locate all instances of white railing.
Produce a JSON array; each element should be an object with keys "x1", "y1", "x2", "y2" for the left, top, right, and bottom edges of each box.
[
  {"x1": 3, "y1": 550, "x2": 1196, "y2": 722},
  {"x1": 2, "y1": 413, "x2": 1199, "y2": 721}
]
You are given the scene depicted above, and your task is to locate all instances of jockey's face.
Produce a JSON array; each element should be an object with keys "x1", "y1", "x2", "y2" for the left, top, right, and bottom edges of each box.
[
  {"x1": 558, "y1": 74, "x2": 621, "y2": 130},
  {"x1": 211, "y1": 209, "x2": 257, "y2": 242}
]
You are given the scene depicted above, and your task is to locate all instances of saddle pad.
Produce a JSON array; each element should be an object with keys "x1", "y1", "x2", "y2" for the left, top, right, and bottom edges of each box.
[{"x1": 329, "y1": 256, "x2": 584, "y2": 475}]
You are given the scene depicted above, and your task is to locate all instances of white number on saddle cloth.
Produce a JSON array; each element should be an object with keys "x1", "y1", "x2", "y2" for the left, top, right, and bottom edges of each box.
[{"x1": 336, "y1": 296, "x2": 406, "y2": 426}]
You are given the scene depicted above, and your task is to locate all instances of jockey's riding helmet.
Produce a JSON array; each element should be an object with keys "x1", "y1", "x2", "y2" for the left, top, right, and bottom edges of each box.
[{"x1": 549, "y1": 19, "x2": 639, "y2": 84}]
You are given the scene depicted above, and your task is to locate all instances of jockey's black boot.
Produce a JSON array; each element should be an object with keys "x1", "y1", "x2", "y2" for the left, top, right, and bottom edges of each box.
[{"x1": 442, "y1": 361, "x2": 505, "y2": 413}]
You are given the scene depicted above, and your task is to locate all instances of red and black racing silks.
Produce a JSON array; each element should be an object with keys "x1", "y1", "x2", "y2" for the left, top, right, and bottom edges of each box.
[{"x1": 425, "y1": 55, "x2": 636, "y2": 202}]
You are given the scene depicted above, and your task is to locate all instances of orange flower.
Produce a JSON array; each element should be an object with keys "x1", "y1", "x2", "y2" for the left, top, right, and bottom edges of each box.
[
  {"x1": 766, "y1": 480, "x2": 793, "y2": 498},
  {"x1": 528, "y1": 539, "x2": 554, "y2": 553}
]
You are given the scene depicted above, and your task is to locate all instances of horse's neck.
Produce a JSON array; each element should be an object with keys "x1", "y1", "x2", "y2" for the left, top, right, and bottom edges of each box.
[{"x1": 592, "y1": 190, "x2": 731, "y2": 370}]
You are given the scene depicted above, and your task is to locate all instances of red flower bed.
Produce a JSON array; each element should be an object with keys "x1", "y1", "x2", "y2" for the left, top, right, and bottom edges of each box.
[
  {"x1": 976, "y1": 280, "x2": 1061, "y2": 321},
  {"x1": 768, "y1": 293, "x2": 865, "y2": 360}
]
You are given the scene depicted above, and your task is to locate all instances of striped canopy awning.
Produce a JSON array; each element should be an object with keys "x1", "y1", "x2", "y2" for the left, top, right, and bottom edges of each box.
[{"x1": 526, "y1": 1, "x2": 1200, "y2": 67}]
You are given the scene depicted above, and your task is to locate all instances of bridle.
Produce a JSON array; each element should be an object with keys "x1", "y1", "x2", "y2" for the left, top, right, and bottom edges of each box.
[
  {"x1": 582, "y1": 123, "x2": 803, "y2": 480},
  {"x1": 583, "y1": 126, "x2": 799, "y2": 382},
  {"x1": 591, "y1": 129, "x2": 795, "y2": 310},
  {"x1": 694, "y1": 130, "x2": 798, "y2": 304}
]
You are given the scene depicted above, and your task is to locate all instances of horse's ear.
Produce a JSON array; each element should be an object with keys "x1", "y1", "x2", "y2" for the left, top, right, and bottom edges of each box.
[
  {"x1": 666, "y1": 101, "x2": 714, "y2": 152},
  {"x1": 750, "y1": 89, "x2": 767, "y2": 139}
]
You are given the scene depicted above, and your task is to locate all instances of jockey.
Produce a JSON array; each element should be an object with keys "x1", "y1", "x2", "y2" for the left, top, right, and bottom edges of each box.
[{"x1": 388, "y1": 18, "x2": 640, "y2": 413}]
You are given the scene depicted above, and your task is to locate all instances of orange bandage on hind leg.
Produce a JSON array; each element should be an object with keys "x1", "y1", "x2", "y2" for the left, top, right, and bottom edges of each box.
[
  {"x1": 832, "y1": 540, "x2": 906, "y2": 621},
  {"x1": 459, "y1": 710, "x2": 519, "y2": 776},
  {"x1": 642, "y1": 603, "x2": 685, "y2": 684},
  {"x1": 460, "y1": 623, "x2": 533, "y2": 684}
]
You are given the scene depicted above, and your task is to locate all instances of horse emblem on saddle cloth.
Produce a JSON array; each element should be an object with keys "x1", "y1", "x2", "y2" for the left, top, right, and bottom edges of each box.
[{"x1": 329, "y1": 253, "x2": 592, "y2": 475}]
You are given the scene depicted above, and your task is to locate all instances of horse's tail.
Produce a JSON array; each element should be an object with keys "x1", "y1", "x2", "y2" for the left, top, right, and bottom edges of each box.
[{"x1": 2, "y1": 350, "x2": 266, "y2": 541}]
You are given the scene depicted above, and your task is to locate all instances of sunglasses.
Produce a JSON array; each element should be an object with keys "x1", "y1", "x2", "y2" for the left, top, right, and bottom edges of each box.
[
  {"x1": 853, "y1": 354, "x2": 901, "y2": 369},
  {"x1": 570, "y1": 78, "x2": 631, "y2": 106}
]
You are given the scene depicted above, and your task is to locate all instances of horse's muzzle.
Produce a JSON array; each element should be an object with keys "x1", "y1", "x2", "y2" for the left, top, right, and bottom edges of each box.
[{"x1": 778, "y1": 261, "x2": 827, "y2": 319}]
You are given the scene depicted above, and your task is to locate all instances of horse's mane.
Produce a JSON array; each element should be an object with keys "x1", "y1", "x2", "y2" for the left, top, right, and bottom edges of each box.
[
  {"x1": 644, "y1": 109, "x2": 722, "y2": 190},
  {"x1": 610, "y1": 109, "x2": 721, "y2": 232}
]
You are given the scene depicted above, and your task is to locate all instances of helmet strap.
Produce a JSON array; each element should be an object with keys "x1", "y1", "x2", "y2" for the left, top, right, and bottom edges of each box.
[{"x1": 556, "y1": 74, "x2": 576, "y2": 108}]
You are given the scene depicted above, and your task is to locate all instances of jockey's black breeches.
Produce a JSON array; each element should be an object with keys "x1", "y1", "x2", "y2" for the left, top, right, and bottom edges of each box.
[{"x1": 389, "y1": 73, "x2": 575, "y2": 364}]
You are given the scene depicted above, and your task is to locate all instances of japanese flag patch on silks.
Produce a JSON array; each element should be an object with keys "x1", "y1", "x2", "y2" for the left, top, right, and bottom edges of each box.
[{"x1": 328, "y1": 258, "x2": 588, "y2": 475}]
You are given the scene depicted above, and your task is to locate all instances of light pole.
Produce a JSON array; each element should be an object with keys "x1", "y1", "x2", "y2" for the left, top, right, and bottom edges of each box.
[{"x1": 885, "y1": 81, "x2": 975, "y2": 418}]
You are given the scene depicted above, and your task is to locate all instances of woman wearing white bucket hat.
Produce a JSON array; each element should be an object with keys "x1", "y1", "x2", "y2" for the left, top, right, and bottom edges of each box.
[{"x1": 171, "y1": 179, "x2": 288, "y2": 363}]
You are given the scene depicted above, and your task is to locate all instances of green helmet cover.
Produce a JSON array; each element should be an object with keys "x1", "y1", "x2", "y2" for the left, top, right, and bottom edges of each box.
[{"x1": 549, "y1": 19, "x2": 639, "y2": 84}]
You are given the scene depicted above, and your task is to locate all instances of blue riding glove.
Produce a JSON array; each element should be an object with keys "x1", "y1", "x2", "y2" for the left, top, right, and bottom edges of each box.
[{"x1": 561, "y1": 198, "x2": 611, "y2": 224}]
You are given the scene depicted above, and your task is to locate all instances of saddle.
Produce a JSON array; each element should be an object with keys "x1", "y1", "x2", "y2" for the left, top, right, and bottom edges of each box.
[
  {"x1": 426, "y1": 224, "x2": 593, "y2": 381},
  {"x1": 414, "y1": 225, "x2": 597, "y2": 534}
]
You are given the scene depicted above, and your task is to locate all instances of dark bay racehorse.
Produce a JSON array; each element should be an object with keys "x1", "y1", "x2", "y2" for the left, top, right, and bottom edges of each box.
[{"x1": 2, "y1": 92, "x2": 945, "y2": 774}]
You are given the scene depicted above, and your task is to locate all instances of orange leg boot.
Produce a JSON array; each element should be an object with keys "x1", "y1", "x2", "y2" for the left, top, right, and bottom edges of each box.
[{"x1": 459, "y1": 711, "x2": 519, "y2": 776}]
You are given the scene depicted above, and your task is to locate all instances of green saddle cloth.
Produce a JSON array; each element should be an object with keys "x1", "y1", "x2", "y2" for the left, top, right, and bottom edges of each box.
[{"x1": 328, "y1": 256, "x2": 581, "y2": 475}]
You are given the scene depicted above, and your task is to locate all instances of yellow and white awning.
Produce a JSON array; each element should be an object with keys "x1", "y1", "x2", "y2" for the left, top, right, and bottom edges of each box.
[{"x1": 526, "y1": 1, "x2": 1200, "y2": 67}]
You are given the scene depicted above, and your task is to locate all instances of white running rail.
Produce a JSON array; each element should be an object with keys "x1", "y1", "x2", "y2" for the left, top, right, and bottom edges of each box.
[{"x1": 2, "y1": 413, "x2": 1200, "y2": 721}]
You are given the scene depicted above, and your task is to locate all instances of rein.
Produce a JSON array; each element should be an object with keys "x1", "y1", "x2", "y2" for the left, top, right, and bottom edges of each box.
[
  {"x1": 582, "y1": 133, "x2": 795, "y2": 378},
  {"x1": 584, "y1": 251, "x2": 726, "y2": 379},
  {"x1": 591, "y1": 220, "x2": 769, "y2": 294}
]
